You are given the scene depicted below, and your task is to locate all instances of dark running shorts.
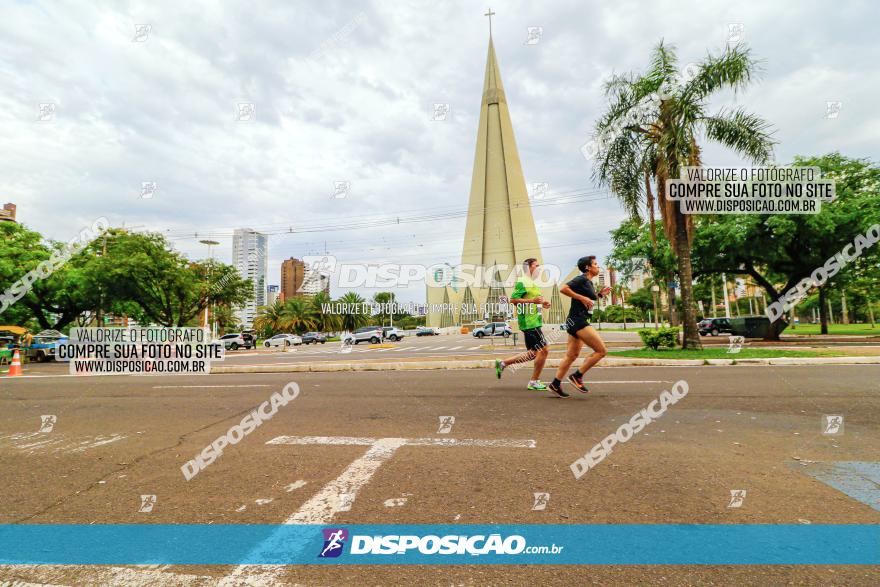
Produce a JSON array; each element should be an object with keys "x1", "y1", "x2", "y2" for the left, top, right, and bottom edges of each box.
[
  {"x1": 522, "y1": 328, "x2": 547, "y2": 351},
  {"x1": 566, "y1": 318, "x2": 591, "y2": 337}
]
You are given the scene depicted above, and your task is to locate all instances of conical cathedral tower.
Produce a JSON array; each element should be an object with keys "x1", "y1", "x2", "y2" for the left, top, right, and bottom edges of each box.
[
  {"x1": 426, "y1": 33, "x2": 566, "y2": 329},
  {"x1": 460, "y1": 38, "x2": 542, "y2": 268}
]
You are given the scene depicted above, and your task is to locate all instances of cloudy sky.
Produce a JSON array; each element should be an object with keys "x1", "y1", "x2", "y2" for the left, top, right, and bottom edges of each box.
[{"x1": 3, "y1": 0, "x2": 877, "y2": 303}]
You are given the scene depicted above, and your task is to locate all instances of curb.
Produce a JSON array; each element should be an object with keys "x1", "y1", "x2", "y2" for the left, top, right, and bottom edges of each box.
[{"x1": 210, "y1": 355, "x2": 880, "y2": 374}]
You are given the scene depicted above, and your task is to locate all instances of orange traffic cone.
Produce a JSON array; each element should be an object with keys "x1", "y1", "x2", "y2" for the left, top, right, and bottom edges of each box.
[{"x1": 8, "y1": 349, "x2": 23, "y2": 376}]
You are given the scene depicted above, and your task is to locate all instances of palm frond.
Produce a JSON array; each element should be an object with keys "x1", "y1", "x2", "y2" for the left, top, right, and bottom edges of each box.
[
  {"x1": 644, "y1": 40, "x2": 679, "y2": 89},
  {"x1": 682, "y1": 44, "x2": 763, "y2": 102},
  {"x1": 702, "y1": 108, "x2": 776, "y2": 163}
]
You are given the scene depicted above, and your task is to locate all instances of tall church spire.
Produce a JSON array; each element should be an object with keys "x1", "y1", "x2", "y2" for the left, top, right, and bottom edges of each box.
[{"x1": 460, "y1": 36, "x2": 543, "y2": 269}]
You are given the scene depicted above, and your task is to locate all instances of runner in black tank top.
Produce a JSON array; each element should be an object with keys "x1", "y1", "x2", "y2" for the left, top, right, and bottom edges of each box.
[{"x1": 547, "y1": 256, "x2": 611, "y2": 397}]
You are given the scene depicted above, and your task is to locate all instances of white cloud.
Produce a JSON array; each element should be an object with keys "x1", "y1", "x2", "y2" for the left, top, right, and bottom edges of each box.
[{"x1": 1, "y1": 0, "x2": 877, "y2": 303}]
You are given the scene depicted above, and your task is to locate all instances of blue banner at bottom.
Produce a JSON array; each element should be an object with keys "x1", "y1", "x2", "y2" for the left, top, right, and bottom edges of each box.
[{"x1": 0, "y1": 524, "x2": 877, "y2": 565}]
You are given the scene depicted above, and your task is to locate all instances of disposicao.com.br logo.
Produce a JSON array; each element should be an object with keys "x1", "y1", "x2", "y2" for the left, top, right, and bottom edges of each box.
[{"x1": 318, "y1": 528, "x2": 563, "y2": 557}]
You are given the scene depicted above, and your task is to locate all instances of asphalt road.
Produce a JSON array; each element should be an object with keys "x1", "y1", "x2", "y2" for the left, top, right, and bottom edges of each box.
[
  {"x1": 1, "y1": 363, "x2": 878, "y2": 586},
  {"x1": 11, "y1": 331, "x2": 880, "y2": 377}
]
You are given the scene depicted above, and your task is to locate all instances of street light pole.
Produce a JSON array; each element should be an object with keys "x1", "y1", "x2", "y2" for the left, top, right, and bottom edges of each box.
[
  {"x1": 651, "y1": 284, "x2": 660, "y2": 329},
  {"x1": 722, "y1": 272, "x2": 731, "y2": 318},
  {"x1": 200, "y1": 240, "x2": 220, "y2": 336}
]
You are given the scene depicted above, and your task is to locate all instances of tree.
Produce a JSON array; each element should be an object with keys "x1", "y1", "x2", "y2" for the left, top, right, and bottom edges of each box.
[
  {"x1": 691, "y1": 154, "x2": 880, "y2": 337},
  {"x1": 372, "y1": 291, "x2": 397, "y2": 326},
  {"x1": 0, "y1": 221, "x2": 105, "y2": 330},
  {"x1": 308, "y1": 292, "x2": 342, "y2": 333},
  {"x1": 337, "y1": 292, "x2": 369, "y2": 332},
  {"x1": 594, "y1": 41, "x2": 775, "y2": 348},
  {"x1": 96, "y1": 230, "x2": 252, "y2": 327},
  {"x1": 608, "y1": 219, "x2": 677, "y2": 324},
  {"x1": 627, "y1": 286, "x2": 656, "y2": 318},
  {"x1": 279, "y1": 297, "x2": 317, "y2": 334},
  {"x1": 253, "y1": 299, "x2": 288, "y2": 337},
  {"x1": 212, "y1": 304, "x2": 240, "y2": 335}
]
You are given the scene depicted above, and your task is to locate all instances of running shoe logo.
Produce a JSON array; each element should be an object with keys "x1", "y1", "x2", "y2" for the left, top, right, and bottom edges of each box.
[{"x1": 319, "y1": 528, "x2": 349, "y2": 558}]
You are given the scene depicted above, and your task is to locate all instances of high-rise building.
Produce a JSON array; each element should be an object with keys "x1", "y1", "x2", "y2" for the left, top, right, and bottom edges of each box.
[
  {"x1": 232, "y1": 228, "x2": 268, "y2": 328},
  {"x1": 299, "y1": 260, "x2": 331, "y2": 296},
  {"x1": 0, "y1": 203, "x2": 17, "y2": 223},
  {"x1": 281, "y1": 258, "x2": 306, "y2": 300},
  {"x1": 281, "y1": 257, "x2": 330, "y2": 299}
]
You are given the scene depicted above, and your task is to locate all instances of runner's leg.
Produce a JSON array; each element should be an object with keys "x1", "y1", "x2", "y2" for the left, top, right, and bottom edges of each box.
[
  {"x1": 501, "y1": 349, "x2": 537, "y2": 366},
  {"x1": 575, "y1": 326, "x2": 607, "y2": 375},
  {"x1": 555, "y1": 334, "x2": 583, "y2": 381},
  {"x1": 532, "y1": 345, "x2": 549, "y2": 381}
]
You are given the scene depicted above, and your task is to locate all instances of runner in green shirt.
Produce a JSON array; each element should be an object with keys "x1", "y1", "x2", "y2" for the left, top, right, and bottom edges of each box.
[{"x1": 493, "y1": 258, "x2": 551, "y2": 390}]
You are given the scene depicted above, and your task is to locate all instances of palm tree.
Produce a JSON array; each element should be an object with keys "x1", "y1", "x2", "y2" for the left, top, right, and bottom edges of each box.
[
  {"x1": 594, "y1": 41, "x2": 775, "y2": 349},
  {"x1": 253, "y1": 299, "x2": 287, "y2": 337},
  {"x1": 212, "y1": 303, "x2": 239, "y2": 335},
  {"x1": 307, "y1": 292, "x2": 341, "y2": 333},
  {"x1": 280, "y1": 297, "x2": 317, "y2": 334},
  {"x1": 372, "y1": 291, "x2": 397, "y2": 326},
  {"x1": 338, "y1": 291, "x2": 369, "y2": 332}
]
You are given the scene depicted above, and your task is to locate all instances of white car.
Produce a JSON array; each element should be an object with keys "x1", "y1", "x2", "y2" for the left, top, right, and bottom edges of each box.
[
  {"x1": 382, "y1": 326, "x2": 405, "y2": 342},
  {"x1": 341, "y1": 326, "x2": 384, "y2": 345},
  {"x1": 263, "y1": 334, "x2": 302, "y2": 348},
  {"x1": 218, "y1": 333, "x2": 256, "y2": 350}
]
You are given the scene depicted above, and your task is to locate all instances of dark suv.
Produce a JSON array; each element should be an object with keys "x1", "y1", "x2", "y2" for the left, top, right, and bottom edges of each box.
[
  {"x1": 302, "y1": 332, "x2": 327, "y2": 345},
  {"x1": 698, "y1": 317, "x2": 733, "y2": 336}
]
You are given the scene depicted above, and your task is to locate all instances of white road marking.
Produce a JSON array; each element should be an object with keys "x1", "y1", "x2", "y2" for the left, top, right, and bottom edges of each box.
[
  {"x1": 0, "y1": 565, "x2": 222, "y2": 587},
  {"x1": 266, "y1": 435, "x2": 537, "y2": 448},
  {"x1": 227, "y1": 434, "x2": 537, "y2": 584},
  {"x1": 69, "y1": 434, "x2": 126, "y2": 453},
  {"x1": 289, "y1": 438, "x2": 405, "y2": 523},
  {"x1": 449, "y1": 346, "x2": 463, "y2": 350},
  {"x1": 384, "y1": 497, "x2": 408, "y2": 507},
  {"x1": 0, "y1": 433, "x2": 125, "y2": 454},
  {"x1": 284, "y1": 480, "x2": 307, "y2": 492},
  {"x1": 254, "y1": 498, "x2": 273, "y2": 505}
]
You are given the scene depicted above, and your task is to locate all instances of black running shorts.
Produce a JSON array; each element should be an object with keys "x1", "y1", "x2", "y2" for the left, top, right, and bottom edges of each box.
[
  {"x1": 522, "y1": 328, "x2": 547, "y2": 351},
  {"x1": 566, "y1": 317, "x2": 590, "y2": 337}
]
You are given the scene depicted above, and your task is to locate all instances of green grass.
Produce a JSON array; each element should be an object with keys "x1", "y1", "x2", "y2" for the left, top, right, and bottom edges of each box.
[
  {"x1": 609, "y1": 347, "x2": 845, "y2": 359},
  {"x1": 783, "y1": 323, "x2": 880, "y2": 336}
]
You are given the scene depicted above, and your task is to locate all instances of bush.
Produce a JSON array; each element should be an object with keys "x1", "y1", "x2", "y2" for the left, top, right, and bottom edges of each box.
[{"x1": 637, "y1": 327, "x2": 679, "y2": 350}]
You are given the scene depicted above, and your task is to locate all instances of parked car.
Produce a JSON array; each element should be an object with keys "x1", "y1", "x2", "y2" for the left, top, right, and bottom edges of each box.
[
  {"x1": 382, "y1": 326, "x2": 405, "y2": 341},
  {"x1": 218, "y1": 333, "x2": 256, "y2": 350},
  {"x1": 416, "y1": 327, "x2": 439, "y2": 336},
  {"x1": 471, "y1": 322, "x2": 512, "y2": 338},
  {"x1": 302, "y1": 332, "x2": 327, "y2": 345},
  {"x1": 264, "y1": 334, "x2": 302, "y2": 348},
  {"x1": 341, "y1": 326, "x2": 383, "y2": 345},
  {"x1": 698, "y1": 317, "x2": 733, "y2": 336}
]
